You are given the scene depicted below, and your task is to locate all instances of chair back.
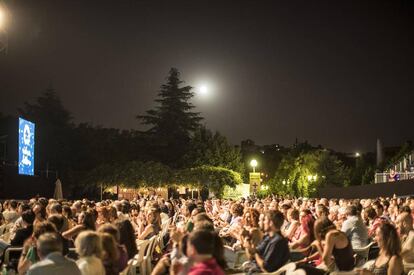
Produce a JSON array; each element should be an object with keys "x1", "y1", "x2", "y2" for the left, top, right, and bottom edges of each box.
[
  {"x1": 143, "y1": 236, "x2": 158, "y2": 274},
  {"x1": 288, "y1": 269, "x2": 307, "y2": 275}
]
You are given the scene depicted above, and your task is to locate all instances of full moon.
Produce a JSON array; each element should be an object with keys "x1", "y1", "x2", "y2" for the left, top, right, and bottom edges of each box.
[{"x1": 199, "y1": 86, "x2": 208, "y2": 95}]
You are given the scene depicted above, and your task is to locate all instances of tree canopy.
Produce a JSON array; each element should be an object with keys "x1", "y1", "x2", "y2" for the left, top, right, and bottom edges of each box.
[{"x1": 137, "y1": 68, "x2": 203, "y2": 166}]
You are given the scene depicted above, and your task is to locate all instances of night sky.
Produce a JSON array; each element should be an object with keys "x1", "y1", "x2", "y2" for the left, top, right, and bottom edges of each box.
[{"x1": 1, "y1": 0, "x2": 413, "y2": 153}]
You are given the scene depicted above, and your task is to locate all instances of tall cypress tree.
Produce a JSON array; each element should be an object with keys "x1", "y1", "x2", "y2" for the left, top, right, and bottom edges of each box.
[{"x1": 137, "y1": 68, "x2": 202, "y2": 166}]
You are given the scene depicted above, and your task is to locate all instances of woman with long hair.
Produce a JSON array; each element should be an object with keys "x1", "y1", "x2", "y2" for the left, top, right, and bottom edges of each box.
[
  {"x1": 115, "y1": 219, "x2": 138, "y2": 260},
  {"x1": 290, "y1": 209, "x2": 315, "y2": 249},
  {"x1": 313, "y1": 217, "x2": 354, "y2": 272},
  {"x1": 137, "y1": 207, "x2": 161, "y2": 240},
  {"x1": 358, "y1": 223, "x2": 403, "y2": 275},
  {"x1": 99, "y1": 232, "x2": 120, "y2": 275},
  {"x1": 284, "y1": 208, "x2": 301, "y2": 241}
]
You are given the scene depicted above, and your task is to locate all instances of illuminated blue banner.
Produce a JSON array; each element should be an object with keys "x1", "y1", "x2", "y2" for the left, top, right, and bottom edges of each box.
[{"x1": 18, "y1": 118, "x2": 35, "y2": 176}]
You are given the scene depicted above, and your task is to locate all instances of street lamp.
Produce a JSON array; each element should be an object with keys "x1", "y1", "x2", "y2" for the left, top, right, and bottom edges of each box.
[
  {"x1": 355, "y1": 152, "x2": 360, "y2": 157},
  {"x1": 0, "y1": 4, "x2": 9, "y2": 54},
  {"x1": 250, "y1": 159, "x2": 258, "y2": 173}
]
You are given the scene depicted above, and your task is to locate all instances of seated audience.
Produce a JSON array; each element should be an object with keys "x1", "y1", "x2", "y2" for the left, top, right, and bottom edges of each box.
[
  {"x1": 244, "y1": 210, "x2": 290, "y2": 273},
  {"x1": 358, "y1": 223, "x2": 404, "y2": 275},
  {"x1": 26, "y1": 232, "x2": 81, "y2": 275}
]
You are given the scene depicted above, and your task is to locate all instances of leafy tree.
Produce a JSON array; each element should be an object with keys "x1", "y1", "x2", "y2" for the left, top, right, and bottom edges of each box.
[
  {"x1": 269, "y1": 149, "x2": 350, "y2": 197},
  {"x1": 175, "y1": 165, "x2": 243, "y2": 196},
  {"x1": 137, "y1": 68, "x2": 203, "y2": 166},
  {"x1": 183, "y1": 127, "x2": 244, "y2": 174}
]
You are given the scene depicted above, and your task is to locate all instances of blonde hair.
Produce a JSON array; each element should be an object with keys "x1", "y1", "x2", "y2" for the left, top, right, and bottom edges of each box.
[{"x1": 75, "y1": 230, "x2": 102, "y2": 258}]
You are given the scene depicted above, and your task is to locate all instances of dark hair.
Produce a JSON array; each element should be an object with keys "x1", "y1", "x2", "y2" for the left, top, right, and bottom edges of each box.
[
  {"x1": 82, "y1": 211, "x2": 96, "y2": 231},
  {"x1": 20, "y1": 203, "x2": 31, "y2": 212},
  {"x1": 378, "y1": 223, "x2": 401, "y2": 256},
  {"x1": 314, "y1": 217, "x2": 336, "y2": 241},
  {"x1": 22, "y1": 210, "x2": 36, "y2": 225},
  {"x1": 33, "y1": 221, "x2": 57, "y2": 239},
  {"x1": 62, "y1": 205, "x2": 73, "y2": 219},
  {"x1": 48, "y1": 215, "x2": 65, "y2": 232},
  {"x1": 400, "y1": 205, "x2": 411, "y2": 214},
  {"x1": 98, "y1": 223, "x2": 120, "y2": 243},
  {"x1": 289, "y1": 209, "x2": 300, "y2": 221},
  {"x1": 346, "y1": 205, "x2": 358, "y2": 216},
  {"x1": 193, "y1": 212, "x2": 213, "y2": 224},
  {"x1": 187, "y1": 202, "x2": 197, "y2": 215},
  {"x1": 10, "y1": 200, "x2": 18, "y2": 209},
  {"x1": 366, "y1": 207, "x2": 377, "y2": 220},
  {"x1": 280, "y1": 203, "x2": 289, "y2": 211},
  {"x1": 188, "y1": 230, "x2": 215, "y2": 255},
  {"x1": 115, "y1": 220, "x2": 138, "y2": 259},
  {"x1": 50, "y1": 203, "x2": 62, "y2": 214},
  {"x1": 265, "y1": 210, "x2": 285, "y2": 229}
]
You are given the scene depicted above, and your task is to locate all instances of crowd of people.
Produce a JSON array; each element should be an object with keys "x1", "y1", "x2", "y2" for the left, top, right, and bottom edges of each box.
[{"x1": 0, "y1": 194, "x2": 413, "y2": 275}]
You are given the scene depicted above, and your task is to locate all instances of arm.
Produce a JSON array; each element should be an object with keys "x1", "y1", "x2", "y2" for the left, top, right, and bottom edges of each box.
[
  {"x1": 285, "y1": 221, "x2": 299, "y2": 240},
  {"x1": 387, "y1": 255, "x2": 403, "y2": 275},
  {"x1": 18, "y1": 242, "x2": 33, "y2": 275},
  {"x1": 137, "y1": 225, "x2": 153, "y2": 240},
  {"x1": 290, "y1": 233, "x2": 310, "y2": 249},
  {"x1": 321, "y1": 231, "x2": 336, "y2": 268},
  {"x1": 62, "y1": 225, "x2": 83, "y2": 240}
]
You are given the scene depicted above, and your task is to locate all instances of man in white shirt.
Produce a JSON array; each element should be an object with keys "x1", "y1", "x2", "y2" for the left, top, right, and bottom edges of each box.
[
  {"x1": 341, "y1": 205, "x2": 368, "y2": 249},
  {"x1": 27, "y1": 233, "x2": 81, "y2": 275}
]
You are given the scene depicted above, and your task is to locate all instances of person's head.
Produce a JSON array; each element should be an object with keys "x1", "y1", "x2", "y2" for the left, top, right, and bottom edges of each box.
[
  {"x1": 243, "y1": 208, "x2": 260, "y2": 228},
  {"x1": 186, "y1": 230, "x2": 215, "y2": 258},
  {"x1": 18, "y1": 203, "x2": 31, "y2": 214},
  {"x1": 48, "y1": 214, "x2": 65, "y2": 232},
  {"x1": 98, "y1": 223, "x2": 120, "y2": 243},
  {"x1": 32, "y1": 203, "x2": 46, "y2": 220},
  {"x1": 78, "y1": 210, "x2": 96, "y2": 231},
  {"x1": 97, "y1": 206, "x2": 111, "y2": 222},
  {"x1": 263, "y1": 210, "x2": 285, "y2": 233},
  {"x1": 314, "y1": 217, "x2": 336, "y2": 242},
  {"x1": 366, "y1": 207, "x2": 377, "y2": 220},
  {"x1": 21, "y1": 210, "x2": 36, "y2": 226},
  {"x1": 316, "y1": 204, "x2": 329, "y2": 218},
  {"x1": 50, "y1": 203, "x2": 62, "y2": 215},
  {"x1": 373, "y1": 202, "x2": 384, "y2": 217},
  {"x1": 36, "y1": 233, "x2": 63, "y2": 259},
  {"x1": 33, "y1": 221, "x2": 57, "y2": 239},
  {"x1": 375, "y1": 223, "x2": 401, "y2": 257},
  {"x1": 75, "y1": 231, "x2": 102, "y2": 258},
  {"x1": 346, "y1": 205, "x2": 358, "y2": 217},
  {"x1": 396, "y1": 212, "x2": 413, "y2": 235},
  {"x1": 288, "y1": 208, "x2": 300, "y2": 222},
  {"x1": 231, "y1": 203, "x2": 244, "y2": 217},
  {"x1": 62, "y1": 205, "x2": 73, "y2": 219},
  {"x1": 146, "y1": 208, "x2": 161, "y2": 227},
  {"x1": 183, "y1": 202, "x2": 197, "y2": 217},
  {"x1": 9, "y1": 200, "x2": 18, "y2": 210}
]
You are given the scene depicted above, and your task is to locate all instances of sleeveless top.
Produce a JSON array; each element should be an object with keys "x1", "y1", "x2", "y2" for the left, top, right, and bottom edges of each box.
[
  {"x1": 332, "y1": 238, "x2": 355, "y2": 271},
  {"x1": 368, "y1": 257, "x2": 390, "y2": 275}
]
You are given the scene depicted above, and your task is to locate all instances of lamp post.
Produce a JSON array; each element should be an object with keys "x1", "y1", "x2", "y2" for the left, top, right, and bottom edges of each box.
[
  {"x1": 250, "y1": 159, "x2": 258, "y2": 173},
  {"x1": 0, "y1": 3, "x2": 9, "y2": 54}
]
